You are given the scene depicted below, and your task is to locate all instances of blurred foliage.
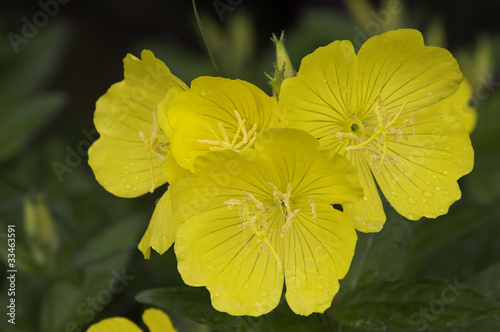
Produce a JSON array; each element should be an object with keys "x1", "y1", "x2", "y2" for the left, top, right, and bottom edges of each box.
[{"x1": 0, "y1": 1, "x2": 499, "y2": 331}]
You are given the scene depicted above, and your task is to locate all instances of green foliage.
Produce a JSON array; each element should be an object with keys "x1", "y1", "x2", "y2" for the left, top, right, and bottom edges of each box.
[
  {"x1": 335, "y1": 280, "x2": 500, "y2": 331},
  {"x1": 136, "y1": 287, "x2": 322, "y2": 332}
]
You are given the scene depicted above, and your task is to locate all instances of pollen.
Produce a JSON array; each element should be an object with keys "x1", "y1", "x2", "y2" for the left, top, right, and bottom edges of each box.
[
  {"x1": 268, "y1": 182, "x2": 301, "y2": 237},
  {"x1": 197, "y1": 110, "x2": 258, "y2": 152},
  {"x1": 332, "y1": 95, "x2": 415, "y2": 171}
]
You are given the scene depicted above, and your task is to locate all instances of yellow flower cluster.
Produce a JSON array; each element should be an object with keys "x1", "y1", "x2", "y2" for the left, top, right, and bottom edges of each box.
[{"x1": 88, "y1": 29, "x2": 474, "y2": 317}]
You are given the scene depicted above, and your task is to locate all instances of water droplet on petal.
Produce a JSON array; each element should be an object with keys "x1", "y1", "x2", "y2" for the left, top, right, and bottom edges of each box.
[
  {"x1": 435, "y1": 186, "x2": 441, "y2": 191},
  {"x1": 423, "y1": 191, "x2": 433, "y2": 198},
  {"x1": 443, "y1": 171, "x2": 449, "y2": 175},
  {"x1": 421, "y1": 198, "x2": 427, "y2": 203},
  {"x1": 363, "y1": 196, "x2": 368, "y2": 201},
  {"x1": 408, "y1": 197, "x2": 416, "y2": 205},
  {"x1": 243, "y1": 285, "x2": 249, "y2": 289},
  {"x1": 406, "y1": 213, "x2": 416, "y2": 219},
  {"x1": 390, "y1": 191, "x2": 397, "y2": 197},
  {"x1": 425, "y1": 180, "x2": 431, "y2": 185},
  {"x1": 214, "y1": 292, "x2": 220, "y2": 298},
  {"x1": 125, "y1": 184, "x2": 131, "y2": 189},
  {"x1": 443, "y1": 190, "x2": 451, "y2": 196}
]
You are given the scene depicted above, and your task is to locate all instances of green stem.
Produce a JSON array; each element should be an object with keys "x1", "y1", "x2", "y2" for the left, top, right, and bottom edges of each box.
[
  {"x1": 192, "y1": 0, "x2": 220, "y2": 75},
  {"x1": 350, "y1": 233, "x2": 374, "y2": 290}
]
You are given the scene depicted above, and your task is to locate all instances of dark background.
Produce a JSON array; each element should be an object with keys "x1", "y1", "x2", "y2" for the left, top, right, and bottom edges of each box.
[{"x1": 1, "y1": 1, "x2": 500, "y2": 331}]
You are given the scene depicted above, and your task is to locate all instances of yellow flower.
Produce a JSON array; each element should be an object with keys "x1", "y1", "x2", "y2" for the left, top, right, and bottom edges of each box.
[
  {"x1": 87, "y1": 308, "x2": 177, "y2": 332},
  {"x1": 88, "y1": 50, "x2": 188, "y2": 198},
  {"x1": 160, "y1": 76, "x2": 278, "y2": 172},
  {"x1": 279, "y1": 29, "x2": 474, "y2": 232},
  {"x1": 172, "y1": 128, "x2": 362, "y2": 316}
]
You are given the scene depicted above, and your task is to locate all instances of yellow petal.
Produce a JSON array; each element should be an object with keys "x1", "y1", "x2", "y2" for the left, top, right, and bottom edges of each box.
[
  {"x1": 284, "y1": 206, "x2": 357, "y2": 315},
  {"x1": 167, "y1": 77, "x2": 278, "y2": 171},
  {"x1": 175, "y1": 205, "x2": 284, "y2": 316},
  {"x1": 89, "y1": 50, "x2": 187, "y2": 197},
  {"x1": 86, "y1": 309, "x2": 177, "y2": 332},
  {"x1": 279, "y1": 40, "x2": 357, "y2": 140},
  {"x1": 87, "y1": 317, "x2": 142, "y2": 332},
  {"x1": 373, "y1": 109, "x2": 474, "y2": 220},
  {"x1": 161, "y1": 150, "x2": 191, "y2": 186},
  {"x1": 355, "y1": 29, "x2": 462, "y2": 119},
  {"x1": 88, "y1": 137, "x2": 166, "y2": 198},
  {"x1": 342, "y1": 151, "x2": 386, "y2": 232},
  {"x1": 123, "y1": 50, "x2": 188, "y2": 102},
  {"x1": 142, "y1": 308, "x2": 177, "y2": 332},
  {"x1": 157, "y1": 87, "x2": 186, "y2": 139},
  {"x1": 138, "y1": 189, "x2": 178, "y2": 259},
  {"x1": 425, "y1": 78, "x2": 477, "y2": 133},
  {"x1": 172, "y1": 150, "x2": 283, "y2": 316},
  {"x1": 254, "y1": 128, "x2": 363, "y2": 206}
]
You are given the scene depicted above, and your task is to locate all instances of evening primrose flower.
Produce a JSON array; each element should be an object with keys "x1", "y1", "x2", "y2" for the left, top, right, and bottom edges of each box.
[
  {"x1": 160, "y1": 76, "x2": 278, "y2": 172},
  {"x1": 87, "y1": 50, "x2": 189, "y2": 258},
  {"x1": 279, "y1": 29, "x2": 474, "y2": 232},
  {"x1": 88, "y1": 50, "x2": 187, "y2": 198},
  {"x1": 172, "y1": 128, "x2": 363, "y2": 316},
  {"x1": 87, "y1": 308, "x2": 177, "y2": 332}
]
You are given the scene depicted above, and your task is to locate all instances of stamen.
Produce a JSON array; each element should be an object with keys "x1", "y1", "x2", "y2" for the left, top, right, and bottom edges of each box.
[
  {"x1": 332, "y1": 96, "x2": 412, "y2": 171},
  {"x1": 197, "y1": 110, "x2": 258, "y2": 152},
  {"x1": 309, "y1": 195, "x2": 317, "y2": 221},
  {"x1": 139, "y1": 103, "x2": 168, "y2": 193},
  {"x1": 226, "y1": 182, "x2": 302, "y2": 269}
]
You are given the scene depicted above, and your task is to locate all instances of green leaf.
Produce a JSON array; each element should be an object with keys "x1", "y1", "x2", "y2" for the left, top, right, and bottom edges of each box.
[
  {"x1": 136, "y1": 286, "x2": 322, "y2": 332},
  {"x1": 466, "y1": 263, "x2": 500, "y2": 302},
  {"x1": 406, "y1": 203, "x2": 499, "y2": 279},
  {"x1": 39, "y1": 214, "x2": 146, "y2": 332},
  {"x1": 335, "y1": 280, "x2": 500, "y2": 331},
  {"x1": 0, "y1": 21, "x2": 69, "y2": 99},
  {"x1": 339, "y1": 209, "x2": 414, "y2": 294},
  {"x1": 0, "y1": 92, "x2": 66, "y2": 164},
  {"x1": 466, "y1": 89, "x2": 500, "y2": 204}
]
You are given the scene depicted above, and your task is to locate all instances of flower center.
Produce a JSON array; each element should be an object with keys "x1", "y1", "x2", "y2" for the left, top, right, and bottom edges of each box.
[
  {"x1": 139, "y1": 103, "x2": 169, "y2": 193},
  {"x1": 224, "y1": 182, "x2": 317, "y2": 269},
  {"x1": 197, "y1": 110, "x2": 258, "y2": 152},
  {"x1": 333, "y1": 95, "x2": 415, "y2": 171}
]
